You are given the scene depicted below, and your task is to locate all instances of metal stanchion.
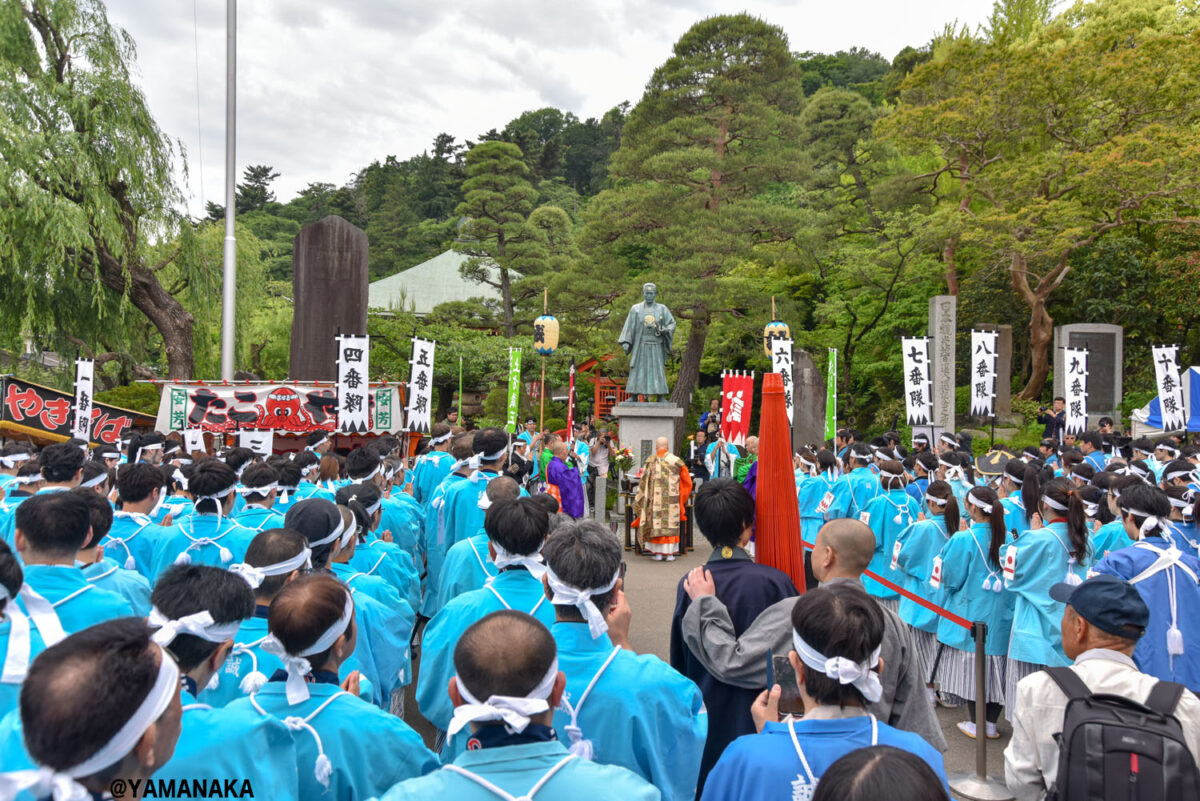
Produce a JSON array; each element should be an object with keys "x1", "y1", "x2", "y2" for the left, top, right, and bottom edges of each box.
[
  {"x1": 949, "y1": 621, "x2": 1014, "y2": 801},
  {"x1": 623, "y1": 491, "x2": 634, "y2": 551}
]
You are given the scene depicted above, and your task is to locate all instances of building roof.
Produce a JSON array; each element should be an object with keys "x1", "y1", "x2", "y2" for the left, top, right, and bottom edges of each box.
[{"x1": 367, "y1": 249, "x2": 511, "y2": 316}]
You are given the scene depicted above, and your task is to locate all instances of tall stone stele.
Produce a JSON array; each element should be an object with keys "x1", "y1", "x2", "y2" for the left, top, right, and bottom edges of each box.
[
  {"x1": 929, "y1": 295, "x2": 957, "y2": 434},
  {"x1": 289, "y1": 216, "x2": 369, "y2": 381}
]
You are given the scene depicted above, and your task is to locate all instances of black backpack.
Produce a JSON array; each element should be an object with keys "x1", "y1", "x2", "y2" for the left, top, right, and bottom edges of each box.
[{"x1": 1045, "y1": 666, "x2": 1200, "y2": 801}]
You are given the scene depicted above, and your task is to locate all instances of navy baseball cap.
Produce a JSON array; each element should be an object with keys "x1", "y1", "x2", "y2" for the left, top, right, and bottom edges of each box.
[{"x1": 1049, "y1": 574, "x2": 1149, "y2": 639}]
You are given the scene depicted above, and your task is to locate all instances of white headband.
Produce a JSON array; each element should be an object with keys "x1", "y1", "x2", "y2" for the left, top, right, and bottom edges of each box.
[
  {"x1": 1158, "y1": 445, "x2": 1180, "y2": 457},
  {"x1": 0, "y1": 454, "x2": 31, "y2": 467},
  {"x1": 924, "y1": 493, "x2": 948, "y2": 506},
  {"x1": 148, "y1": 607, "x2": 243, "y2": 648},
  {"x1": 544, "y1": 565, "x2": 620, "y2": 639},
  {"x1": 353, "y1": 464, "x2": 381, "y2": 483},
  {"x1": 966, "y1": 493, "x2": 993, "y2": 515},
  {"x1": 1168, "y1": 495, "x2": 1194, "y2": 511},
  {"x1": 798, "y1": 456, "x2": 816, "y2": 471},
  {"x1": 229, "y1": 547, "x2": 312, "y2": 589},
  {"x1": 307, "y1": 516, "x2": 346, "y2": 550},
  {"x1": 172, "y1": 469, "x2": 189, "y2": 491},
  {"x1": 12, "y1": 645, "x2": 179, "y2": 790},
  {"x1": 1042, "y1": 496, "x2": 1069, "y2": 512},
  {"x1": 1082, "y1": 501, "x2": 1100, "y2": 518},
  {"x1": 11, "y1": 474, "x2": 43, "y2": 486},
  {"x1": 237, "y1": 481, "x2": 278, "y2": 496},
  {"x1": 259, "y1": 589, "x2": 354, "y2": 704},
  {"x1": 1124, "y1": 506, "x2": 1167, "y2": 537},
  {"x1": 79, "y1": 472, "x2": 108, "y2": 489},
  {"x1": 490, "y1": 543, "x2": 547, "y2": 581},
  {"x1": 97, "y1": 450, "x2": 121, "y2": 460},
  {"x1": 1164, "y1": 469, "x2": 1192, "y2": 483},
  {"x1": 1126, "y1": 464, "x2": 1151, "y2": 479},
  {"x1": 429, "y1": 433, "x2": 452, "y2": 445},
  {"x1": 879, "y1": 469, "x2": 904, "y2": 481},
  {"x1": 940, "y1": 434, "x2": 958, "y2": 446},
  {"x1": 791, "y1": 630, "x2": 883, "y2": 703},
  {"x1": 447, "y1": 658, "x2": 559, "y2": 737},
  {"x1": 299, "y1": 464, "x2": 318, "y2": 477},
  {"x1": 1005, "y1": 470, "x2": 1024, "y2": 484}
]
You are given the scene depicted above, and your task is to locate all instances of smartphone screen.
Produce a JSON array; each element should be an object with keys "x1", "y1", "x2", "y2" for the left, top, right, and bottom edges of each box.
[
  {"x1": 773, "y1": 655, "x2": 805, "y2": 717},
  {"x1": 619, "y1": 561, "x2": 627, "y2": 582}
]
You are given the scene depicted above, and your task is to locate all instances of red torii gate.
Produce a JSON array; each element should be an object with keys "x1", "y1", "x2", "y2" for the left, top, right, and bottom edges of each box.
[{"x1": 578, "y1": 355, "x2": 629, "y2": 420}]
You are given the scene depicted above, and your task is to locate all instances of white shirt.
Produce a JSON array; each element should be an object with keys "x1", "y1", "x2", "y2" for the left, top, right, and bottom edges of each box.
[{"x1": 1005, "y1": 648, "x2": 1200, "y2": 801}]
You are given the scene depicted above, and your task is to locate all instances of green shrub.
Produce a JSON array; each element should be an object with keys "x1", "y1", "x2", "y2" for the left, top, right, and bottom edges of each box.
[{"x1": 95, "y1": 383, "x2": 161, "y2": 415}]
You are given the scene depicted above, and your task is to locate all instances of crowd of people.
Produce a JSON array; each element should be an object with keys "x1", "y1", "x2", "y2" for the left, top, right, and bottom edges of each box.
[{"x1": 0, "y1": 412, "x2": 1198, "y2": 800}]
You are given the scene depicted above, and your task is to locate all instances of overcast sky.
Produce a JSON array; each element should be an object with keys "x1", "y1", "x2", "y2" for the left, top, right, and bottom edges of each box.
[{"x1": 104, "y1": 1, "x2": 998, "y2": 214}]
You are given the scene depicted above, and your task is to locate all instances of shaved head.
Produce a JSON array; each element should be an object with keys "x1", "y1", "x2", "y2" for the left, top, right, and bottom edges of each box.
[
  {"x1": 485, "y1": 476, "x2": 520, "y2": 503},
  {"x1": 656, "y1": 436, "x2": 669, "y2": 451},
  {"x1": 455, "y1": 610, "x2": 556, "y2": 700},
  {"x1": 817, "y1": 519, "x2": 875, "y2": 575}
]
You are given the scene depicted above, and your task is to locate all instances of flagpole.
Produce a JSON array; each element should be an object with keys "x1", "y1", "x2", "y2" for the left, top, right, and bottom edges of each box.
[
  {"x1": 458, "y1": 355, "x2": 463, "y2": 423},
  {"x1": 220, "y1": 0, "x2": 237, "y2": 381}
]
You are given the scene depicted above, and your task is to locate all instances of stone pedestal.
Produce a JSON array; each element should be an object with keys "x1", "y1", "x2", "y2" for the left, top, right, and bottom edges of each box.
[
  {"x1": 792, "y1": 348, "x2": 826, "y2": 449},
  {"x1": 611, "y1": 401, "x2": 685, "y2": 474},
  {"x1": 289, "y1": 216, "x2": 369, "y2": 381},
  {"x1": 929, "y1": 295, "x2": 958, "y2": 433},
  {"x1": 593, "y1": 474, "x2": 607, "y2": 524},
  {"x1": 1053, "y1": 324, "x2": 1123, "y2": 425}
]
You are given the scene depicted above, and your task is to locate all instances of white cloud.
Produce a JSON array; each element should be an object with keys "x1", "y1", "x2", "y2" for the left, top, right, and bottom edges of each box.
[{"x1": 102, "y1": 0, "x2": 997, "y2": 212}]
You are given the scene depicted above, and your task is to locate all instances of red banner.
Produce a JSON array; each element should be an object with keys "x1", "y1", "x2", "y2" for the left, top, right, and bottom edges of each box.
[
  {"x1": 566, "y1": 360, "x2": 576, "y2": 436},
  {"x1": 1, "y1": 377, "x2": 150, "y2": 445},
  {"x1": 720, "y1": 371, "x2": 754, "y2": 447}
]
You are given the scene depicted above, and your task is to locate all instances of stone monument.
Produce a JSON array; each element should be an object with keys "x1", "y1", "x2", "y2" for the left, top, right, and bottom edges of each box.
[
  {"x1": 613, "y1": 282, "x2": 683, "y2": 473},
  {"x1": 792, "y1": 348, "x2": 826, "y2": 449},
  {"x1": 929, "y1": 295, "x2": 957, "y2": 434},
  {"x1": 289, "y1": 216, "x2": 369, "y2": 381},
  {"x1": 1053, "y1": 323, "x2": 1123, "y2": 425}
]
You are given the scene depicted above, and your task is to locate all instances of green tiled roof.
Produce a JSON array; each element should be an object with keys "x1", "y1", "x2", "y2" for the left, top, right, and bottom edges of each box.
[{"x1": 367, "y1": 249, "x2": 512, "y2": 316}]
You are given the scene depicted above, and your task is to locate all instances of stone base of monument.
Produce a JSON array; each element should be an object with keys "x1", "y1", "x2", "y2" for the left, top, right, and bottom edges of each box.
[{"x1": 612, "y1": 401, "x2": 685, "y2": 473}]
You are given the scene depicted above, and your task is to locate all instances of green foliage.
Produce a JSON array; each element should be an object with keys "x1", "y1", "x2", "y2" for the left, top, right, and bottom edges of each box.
[{"x1": 95, "y1": 382, "x2": 160, "y2": 415}]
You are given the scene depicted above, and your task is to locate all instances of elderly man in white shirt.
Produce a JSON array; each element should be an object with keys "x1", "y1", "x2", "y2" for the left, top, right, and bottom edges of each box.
[{"x1": 1005, "y1": 574, "x2": 1200, "y2": 800}]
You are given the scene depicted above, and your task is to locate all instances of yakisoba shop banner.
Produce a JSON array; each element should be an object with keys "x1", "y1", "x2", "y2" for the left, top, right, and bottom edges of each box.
[
  {"x1": 153, "y1": 382, "x2": 404, "y2": 435},
  {"x1": 1, "y1": 375, "x2": 153, "y2": 445}
]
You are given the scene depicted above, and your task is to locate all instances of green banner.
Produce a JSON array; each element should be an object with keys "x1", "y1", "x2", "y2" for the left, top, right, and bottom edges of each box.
[
  {"x1": 824, "y1": 348, "x2": 837, "y2": 441},
  {"x1": 506, "y1": 348, "x2": 522, "y2": 433}
]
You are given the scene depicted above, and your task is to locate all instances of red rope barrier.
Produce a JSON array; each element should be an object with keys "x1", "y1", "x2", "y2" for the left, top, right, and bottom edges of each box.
[{"x1": 800, "y1": 539, "x2": 973, "y2": 631}]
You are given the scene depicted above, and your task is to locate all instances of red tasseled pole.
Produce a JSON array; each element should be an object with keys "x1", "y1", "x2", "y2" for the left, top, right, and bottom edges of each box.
[{"x1": 755, "y1": 371, "x2": 806, "y2": 591}]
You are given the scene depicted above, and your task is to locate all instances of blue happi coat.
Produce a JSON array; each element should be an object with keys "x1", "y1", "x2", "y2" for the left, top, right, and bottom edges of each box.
[
  {"x1": 1093, "y1": 539, "x2": 1200, "y2": 691},
  {"x1": 373, "y1": 740, "x2": 660, "y2": 801},
  {"x1": 832, "y1": 467, "x2": 880, "y2": 520},
  {"x1": 103, "y1": 511, "x2": 173, "y2": 578},
  {"x1": 437, "y1": 532, "x2": 495, "y2": 608},
  {"x1": 420, "y1": 473, "x2": 470, "y2": 617},
  {"x1": 1091, "y1": 519, "x2": 1133, "y2": 561},
  {"x1": 232, "y1": 680, "x2": 438, "y2": 800},
  {"x1": 860, "y1": 489, "x2": 920, "y2": 601},
  {"x1": 936, "y1": 522, "x2": 1014, "y2": 655},
  {"x1": 157, "y1": 687, "x2": 301, "y2": 799},
  {"x1": 412, "y1": 451, "x2": 454, "y2": 507},
  {"x1": 894, "y1": 515, "x2": 950, "y2": 633},
  {"x1": 797, "y1": 473, "x2": 840, "y2": 546},
  {"x1": 1000, "y1": 495, "x2": 1030, "y2": 538},
  {"x1": 417, "y1": 568, "x2": 555, "y2": 735},
  {"x1": 81, "y1": 557, "x2": 151, "y2": 615},
  {"x1": 233, "y1": 504, "x2": 286, "y2": 534},
  {"x1": 551, "y1": 622, "x2": 706, "y2": 801},
  {"x1": 1006, "y1": 522, "x2": 1090, "y2": 666},
  {"x1": 149, "y1": 515, "x2": 257, "y2": 582}
]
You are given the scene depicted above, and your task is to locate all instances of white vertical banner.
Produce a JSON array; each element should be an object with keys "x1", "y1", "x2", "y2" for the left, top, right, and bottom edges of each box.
[
  {"x1": 969, "y1": 330, "x2": 998, "y2": 417},
  {"x1": 1063, "y1": 347, "x2": 1089, "y2": 434},
  {"x1": 1152, "y1": 344, "x2": 1187, "y2": 431},
  {"x1": 72, "y1": 358, "x2": 95, "y2": 441},
  {"x1": 901, "y1": 337, "x2": 933, "y2": 425},
  {"x1": 336, "y1": 335, "x2": 370, "y2": 433},
  {"x1": 770, "y1": 338, "x2": 795, "y2": 424},
  {"x1": 406, "y1": 337, "x2": 436, "y2": 433},
  {"x1": 182, "y1": 429, "x2": 206, "y2": 455},
  {"x1": 239, "y1": 430, "x2": 274, "y2": 458}
]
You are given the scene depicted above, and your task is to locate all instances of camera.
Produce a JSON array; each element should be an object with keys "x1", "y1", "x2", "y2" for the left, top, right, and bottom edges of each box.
[{"x1": 1039, "y1": 406, "x2": 1047, "y2": 412}]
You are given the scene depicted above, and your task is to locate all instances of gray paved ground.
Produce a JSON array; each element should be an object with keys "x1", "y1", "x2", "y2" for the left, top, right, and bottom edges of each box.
[{"x1": 404, "y1": 526, "x2": 1011, "y2": 799}]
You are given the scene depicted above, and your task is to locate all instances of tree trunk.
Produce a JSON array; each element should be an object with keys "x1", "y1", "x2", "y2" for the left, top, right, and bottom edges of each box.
[
  {"x1": 500, "y1": 266, "x2": 515, "y2": 337},
  {"x1": 1009, "y1": 251, "x2": 1053, "y2": 400},
  {"x1": 96, "y1": 248, "x2": 195, "y2": 379},
  {"x1": 670, "y1": 305, "x2": 710, "y2": 441},
  {"x1": 942, "y1": 236, "x2": 960, "y2": 296}
]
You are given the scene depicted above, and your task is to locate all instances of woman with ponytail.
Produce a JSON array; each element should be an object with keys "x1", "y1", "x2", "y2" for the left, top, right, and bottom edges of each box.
[
  {"x1": 1093, "y1": 484, "x2": 1200, "y2": 688},
  {"x1": 935, "y1": 486, "x2": 1013, "y2": 739},
  {"x1": 335, "y1": 483, "x2": 421, "y2": 612},
  {"x1": 936, "y1": 452, "x2": 974, "y2": 506},
  {"x1": 1004, "y1": 477, "x2": 1091, "y2": 713},
  {"x1": 894, "y1": 480, "x2": 958, "y2": 701},
  {"x1": 1078, "y1": 484, "x2": 1127, "y2": 561},
  {"x1": 998, "y1": 461, "x2": 1038, "y2": 537},
  {"x1": 859, "y1": 460, "x2": 921, "y2": 611},
  {"x1": 798, "y1": 449, "x2": 841, "y2": 547}
]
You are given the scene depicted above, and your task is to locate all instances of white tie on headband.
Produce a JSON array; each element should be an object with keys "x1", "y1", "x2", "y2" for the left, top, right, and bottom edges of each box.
[
  {"x1": 259, "y1": 590, "x2": 354, "y2": 704},
  {"x1": 878, "y1": 469, "x2": 904, "y2": 481},
  {"x1": 229, "y1": 547, "x2": 312, "y2": 589},
  {"x1": 798, "y1": 457, "x2": 816, "y2": 472},
  {"x1": 447, "y1": 658, "x2": 559, "y2": 737},
  {"x1": 78, "y1": 472, "x2": 108, "y2": 489},
  {"x1": 544, "y1": 565, "x2": 620, "y2": 639},
  {"x1": 238, "y1": 481, "x2": 278, "y2": 496},
  {"x1": 966, "y1": 493, "x2": 993, "y2": 515},
  {"x1": 490, "y1": 543, "x2": 547, "y2": 581},
  {"x1": 791, "y1": 631, "x2": 883, "y2": 703},
  {"x1": 0, "y1": 645, "x2": 180, "y2": 800},
  {"x1": 1125, "y1": 507, "x2": 1167, "y2": 538},
  {"x1": 429, "y1": 432, "x2": 452, "y2": 446},
  {"x1": 0, "y1": 454, "x2": 30, "y2": 468},
  {"x1": 148, "y1": 607, "x2": 243, "y2": 647}
]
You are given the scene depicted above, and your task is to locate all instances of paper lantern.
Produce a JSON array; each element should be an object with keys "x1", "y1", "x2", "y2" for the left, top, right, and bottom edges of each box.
[
  {"x1": 763, "y1": 320, "x2": 790, "y2": 356},
  {"x1": 534, "y1": 315, "x2": 559, "y2": 356}
]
